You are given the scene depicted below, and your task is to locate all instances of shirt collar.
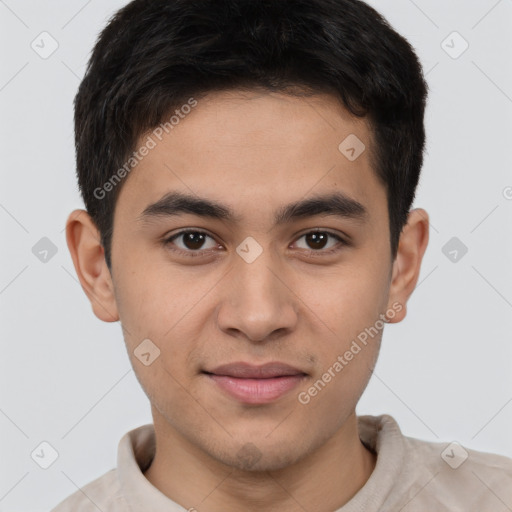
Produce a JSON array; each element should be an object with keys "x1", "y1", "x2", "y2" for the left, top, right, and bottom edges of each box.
[
  {"x1": 116, "y1": 414, "x2": 405, "y2": 512},
  {"x1": 337, "y1": 414, "x2": 405, "y2": 512},
  {"x1": 117, "y1": 423, "x2": 185, "y2": 511}
]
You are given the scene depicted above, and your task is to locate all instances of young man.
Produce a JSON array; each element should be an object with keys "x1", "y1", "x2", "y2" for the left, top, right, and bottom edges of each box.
[{"x1": 53, "y1": 0, "x2": 512, "y2": 510}]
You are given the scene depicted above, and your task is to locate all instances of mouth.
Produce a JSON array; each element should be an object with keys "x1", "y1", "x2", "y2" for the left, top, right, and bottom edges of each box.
[{"x1": 202, "y1": 362, "x2": 308, "y2": 404}]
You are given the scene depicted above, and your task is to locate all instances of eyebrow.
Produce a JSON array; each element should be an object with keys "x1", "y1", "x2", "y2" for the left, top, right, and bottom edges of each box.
[{"x1": 137, "y1": 191, "x2": 367, "y2": 226}]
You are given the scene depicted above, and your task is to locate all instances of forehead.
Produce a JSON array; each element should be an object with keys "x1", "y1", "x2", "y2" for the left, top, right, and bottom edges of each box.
[{"x1": 114, "y1": 90, "x2": 385, "y2": 223}]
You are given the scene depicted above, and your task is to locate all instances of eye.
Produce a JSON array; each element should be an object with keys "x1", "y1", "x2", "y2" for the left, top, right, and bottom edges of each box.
[
  {"x1": 162, "y1": 228, "x2": 347, "y2": 259},
  {"x1": 293, "y1": 231, "x2": 345, "y2": 252},
  {"x1": 164, "y1": 230, "x2": 219, "y2": 253}
]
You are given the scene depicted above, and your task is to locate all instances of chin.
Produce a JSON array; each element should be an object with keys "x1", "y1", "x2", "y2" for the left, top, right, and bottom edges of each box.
[
  {"x1": 207, "y1": 434, "x2": 313, "y2": 473},
  {"x1": 227, "y1": 447, "x2": 300, "y2": 473}
]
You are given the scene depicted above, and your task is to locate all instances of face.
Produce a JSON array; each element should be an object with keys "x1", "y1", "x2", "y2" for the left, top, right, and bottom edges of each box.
[{"x1": 71, "y1": 89, "x2": 425, "y2": 472}]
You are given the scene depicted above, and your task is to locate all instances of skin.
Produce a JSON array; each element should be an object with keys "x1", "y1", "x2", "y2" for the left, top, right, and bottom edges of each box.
[{"x1": 66, "y1": 89, "x2": 429, "y2": 512}]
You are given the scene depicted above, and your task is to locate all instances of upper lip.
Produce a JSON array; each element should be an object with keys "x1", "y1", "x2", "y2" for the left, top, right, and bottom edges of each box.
[{"x1": 204, "y1": 362, "x2": 307, "y2": 379}]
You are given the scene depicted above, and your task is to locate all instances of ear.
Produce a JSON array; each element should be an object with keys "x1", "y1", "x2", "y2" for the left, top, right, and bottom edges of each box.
[
  {"x1": 65, "y1": 209, "x2": 119, "y2": 322},
  {"x1": 386, "y1": 208, "x2": 429, "y2": 323}
]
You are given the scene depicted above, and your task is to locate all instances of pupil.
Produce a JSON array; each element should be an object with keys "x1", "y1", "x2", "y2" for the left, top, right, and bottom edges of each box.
[
  {"x1": 306, "y1": 233, "x2": 327, "y2": 249},
  {"x1": 184, "y1": 232, "x2": 205, "y2": 250}
]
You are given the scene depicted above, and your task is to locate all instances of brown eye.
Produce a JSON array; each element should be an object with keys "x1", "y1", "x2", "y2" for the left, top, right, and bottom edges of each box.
[
  {"x1": 305, "y1": 232, "x2": 329, "y2": 249},
  {"x1": 182, "y1": 232, "x2": 207, "y2": 250},
  {"x1": 165, "y1": 230, "x2": 218, "y2": 252},
  {"x1": 294, "y1": 231, "x2": 343, "y2": 252}
]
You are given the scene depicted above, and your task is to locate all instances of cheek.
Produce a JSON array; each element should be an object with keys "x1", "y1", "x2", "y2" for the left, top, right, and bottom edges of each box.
[
  {"x1": 113, "y1": 265, "x2": 217, "y2": 396},
  {"x1": 113, "y1": 256, "x2": 207, "y2": 338},
  {"x1": 302, "y1": 259, "x2": 390, "y2": 335},
  {"x1": 293, "y1": 258, "x2": 389, "y2": 400},
  {"x1": 296, "y1": 273, "x2": 386, "y2": 418}
]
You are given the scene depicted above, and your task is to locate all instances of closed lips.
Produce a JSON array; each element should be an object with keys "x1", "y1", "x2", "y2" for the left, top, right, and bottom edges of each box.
[{"x1": 203, "y1": 362, "x2": 307, "y2": 379}]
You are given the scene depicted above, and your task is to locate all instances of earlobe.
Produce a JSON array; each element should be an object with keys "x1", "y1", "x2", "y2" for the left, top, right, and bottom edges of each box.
[
  {"x1": 65, "y1": 209, "x2": 119, "y2": 322},
  {"x1": 386, "y1": 208, "x2": 429, "y2": 324}
]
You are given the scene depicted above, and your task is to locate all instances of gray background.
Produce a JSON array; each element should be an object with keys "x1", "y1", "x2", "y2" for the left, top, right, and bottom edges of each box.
[{"x1": 0, "y1": 0, "x2": 511, "y2": 510}]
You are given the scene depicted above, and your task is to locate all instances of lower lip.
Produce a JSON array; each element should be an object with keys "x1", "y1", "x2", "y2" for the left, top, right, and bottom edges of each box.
[{"x1": 206, "y1": 374, "x2": 306, "y2": 404}]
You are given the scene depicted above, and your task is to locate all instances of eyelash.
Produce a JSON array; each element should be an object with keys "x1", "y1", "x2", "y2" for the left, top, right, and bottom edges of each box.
[{"x1": 162, "y1": 229, "x2": 348, "y2": 258}]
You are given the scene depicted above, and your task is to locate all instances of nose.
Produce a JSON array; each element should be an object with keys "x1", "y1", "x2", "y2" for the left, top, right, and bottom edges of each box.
[{"x1": 216, "y1": 248, "x2": 299, "y2": 343}]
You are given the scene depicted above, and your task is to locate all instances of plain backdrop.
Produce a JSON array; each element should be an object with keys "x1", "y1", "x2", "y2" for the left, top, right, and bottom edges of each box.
[{"x1": 0, "y1": 0, "x2": 511, "y2": 510}]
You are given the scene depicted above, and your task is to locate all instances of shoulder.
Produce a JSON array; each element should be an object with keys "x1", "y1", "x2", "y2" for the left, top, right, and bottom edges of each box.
[
  {"x1": 360, "y1": 415, "x2": 512, "y2": 511},
  {"x1": 50, "y1": 468, "x2": 128, "y2": 512},
  {"x1": 400, "y1": 434, "x2": 512, "y2": 510},
  {"x1": 405, "y1": 433, "x2": 512, "y2": 474}
]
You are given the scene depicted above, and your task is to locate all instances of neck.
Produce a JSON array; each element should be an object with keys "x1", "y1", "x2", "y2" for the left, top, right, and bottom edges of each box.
[{"x1": 144, "y1": 411, "x2": 376, "y2": 512}]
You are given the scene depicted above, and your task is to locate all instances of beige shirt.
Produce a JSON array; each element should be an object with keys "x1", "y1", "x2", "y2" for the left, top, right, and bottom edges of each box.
[{"x1": 50, "y1": 414, "x2": 512, "y2": 511}]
